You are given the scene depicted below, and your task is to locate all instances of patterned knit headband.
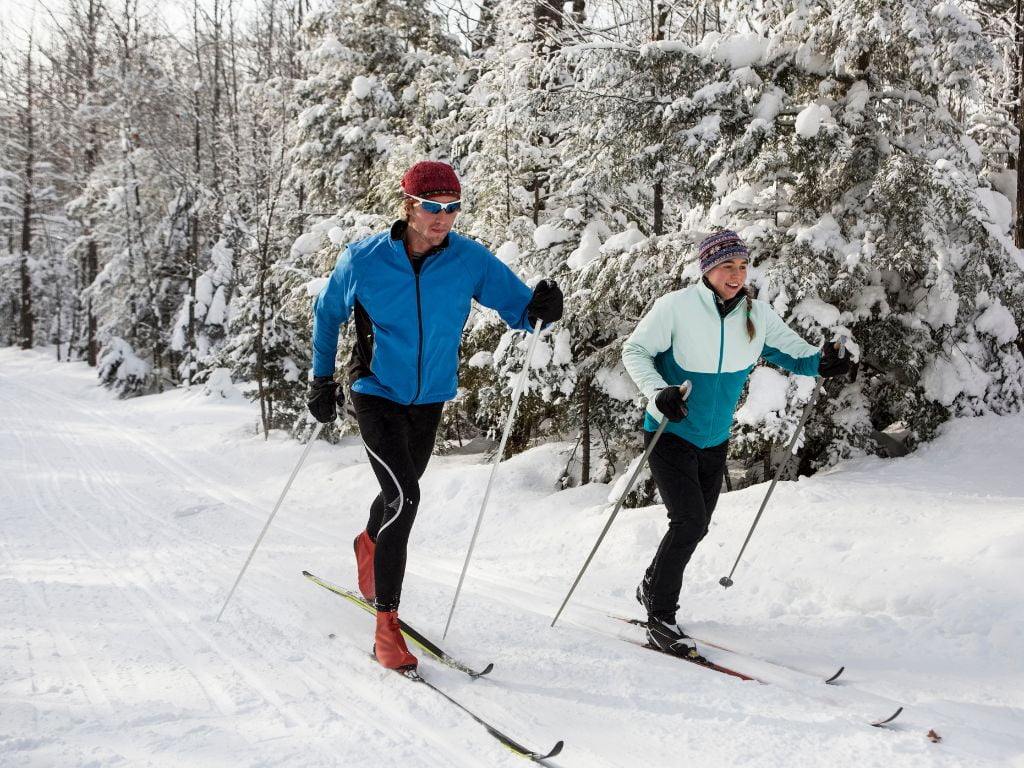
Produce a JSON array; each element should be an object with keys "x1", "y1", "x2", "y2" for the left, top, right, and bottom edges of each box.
[{"x1": 698, "y1": 230, "x2": 749, "y2": 274}]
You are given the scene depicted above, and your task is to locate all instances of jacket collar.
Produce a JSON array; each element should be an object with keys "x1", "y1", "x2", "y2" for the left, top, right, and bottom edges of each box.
[
  {"x1": 701, "y1": 276, "x2": 746, "y2": 318},
  {"x1": 389, "y1": 219, "x2": 450, "y2": 258}
]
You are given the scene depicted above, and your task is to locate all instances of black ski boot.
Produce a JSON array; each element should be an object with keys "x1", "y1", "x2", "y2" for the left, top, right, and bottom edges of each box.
[
  {"x1": 635, "y1": 573, "x2": 654, "y2": 614},
  {"x1": 646, "y1": 615, "x2": 699, "y2": 659}
]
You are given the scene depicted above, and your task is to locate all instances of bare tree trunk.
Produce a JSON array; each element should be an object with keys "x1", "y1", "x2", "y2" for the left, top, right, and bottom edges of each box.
[
  {"x1": 111, "y1": 0, "x2": 148, "y2": 347},
  {"x1": 55, "y1": 281, "x2": 63, "y2": 361},
  {"x1": 186, "y1": 0, "x2": 205, "y2": 387},
  {"x1": 187, "y1": 199, "x2": 199, "y2": 387},
  {"x1": 252, "y1": 109, "x2": 289, "y2": 438},
  {"x1": 255, "y1": 262, "x2": 270, "y2": 438},
  {"x1": 534, "y1": 0, "x2": 564, "y2": 50},
  {"x1": 210, "y1": 0, "x2": 224, "y2": 207},
  {"x1": 253, "y1": 129, "x2": 271, "y2": 438},
  {"x1": 651, "y1": 3, "x2": 668, "y2": 235},
  {"x1": 227, "y1": 0, "x2": 241, "y2": 157},
  {"x1": 86, "y1": 239, "x2": 98, "y2": 363},
  {"x1": 19, "y1": 44, "x2": 36, "y2": 350},
  {"x1": 572, "y1": 0, "x2": 586, "y2": 26},
  {"x1": 653, "y1": 180, "x2": 664, "y2": 235},
  {"x1": 580, "y1": 376, "x2": 591, "y2": 484},
  {"x1": 651, "y1": 0, "x2": 670, "y2": 41},
  {"x1": 84, "y1": 0, "x2": 101, "y2": 365},
  {"x1": 1015, "y1": 0, "x2": 1024, "y2": 247}
]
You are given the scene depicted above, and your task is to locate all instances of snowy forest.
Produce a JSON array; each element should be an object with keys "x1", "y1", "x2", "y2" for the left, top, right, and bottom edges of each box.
[{"x1": 3, "y1": 0, "x2": 1024, "y2": 487}]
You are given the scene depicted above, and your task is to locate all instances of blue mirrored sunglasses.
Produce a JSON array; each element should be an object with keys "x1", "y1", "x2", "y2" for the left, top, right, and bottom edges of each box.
[{"x1": 405, "y1": 193, "x2": 462, "y2": 215}]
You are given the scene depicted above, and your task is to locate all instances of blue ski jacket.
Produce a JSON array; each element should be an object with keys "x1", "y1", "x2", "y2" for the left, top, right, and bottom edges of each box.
[
  {"x1": 622, "y1": 280, "x2": 821, "y2": 447},
  {"x1": 312, "y1": 221, "x2": 534, "y2": 405}
]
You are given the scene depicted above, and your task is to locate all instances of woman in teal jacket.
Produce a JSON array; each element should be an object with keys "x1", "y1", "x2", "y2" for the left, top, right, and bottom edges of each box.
[{"x1": 621, "y1": 230, "x2": 849, "y2": 657}]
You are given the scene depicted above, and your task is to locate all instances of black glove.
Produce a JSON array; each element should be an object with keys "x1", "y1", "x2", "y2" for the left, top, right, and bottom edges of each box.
[
  {"x1": 655, "y1": 386, "x2": 689, "y2": 422},
  {"x1": 526, "y1": 279, "x2": 564, "y2": 325},
  {"x1": 307, "y1": 376, "x2": 345, "y2": 423},
  {"x1": 818, "y1": 340, "x2": 852, "y2": 378}
]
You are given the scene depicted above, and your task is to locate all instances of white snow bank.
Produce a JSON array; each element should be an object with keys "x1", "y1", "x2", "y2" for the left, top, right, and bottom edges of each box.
[{"x1": 2, "y1": 347, "x2": 1023, "y2": 768}]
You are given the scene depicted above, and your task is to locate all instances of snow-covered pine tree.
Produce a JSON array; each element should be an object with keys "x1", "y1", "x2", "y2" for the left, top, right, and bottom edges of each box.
[
  {"x1": 161, "y1": 0, "x2": 251, "y2": 389},
  {"x1": 73, "y1": 11, "x2": 206, "y2": 396},
  {"x1": 702, "y1": 0, "x2": 1024, "y2": 468},
  {"x1": 222, "y1": 214, "x2": 311, "y2": 439},
  {"x1": 450, "y1": 1, "x2": 596, "y2": 458},
  {"x1": 216, "y1": 0, "x2": 313, "y2": 440},
  {"x1": 1, "y1": 40, "x2": 45, "y2": 351},
  {"x1": 225, "y1": 94, "x2": 318, "y2": 440},
  {"x1": 536, "y1": 7, "x2": 735, "y2": 483},
  {"x1": 0, "y1": 55, "x2": 23, "y2": 346},
  {"x1": 0, "y1": 35, "x2": 75, "y2": 354},
  {"x1": 290, "y1": 0, "x2": 460, "y2": 217},
  {"x1": 958, "y1": 0, "x2": 1024, "y2": 245},
  {"x1": 50, "y1": 0, "x2": 112, "y2": 366}
]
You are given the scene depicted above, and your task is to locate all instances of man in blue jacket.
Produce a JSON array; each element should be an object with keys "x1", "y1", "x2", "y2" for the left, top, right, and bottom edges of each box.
[{"x1": 307, "y1": 161, "x2": 563, "y2": 670}]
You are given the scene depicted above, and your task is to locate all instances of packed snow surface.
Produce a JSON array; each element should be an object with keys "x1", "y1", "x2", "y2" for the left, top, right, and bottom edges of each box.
[{"x1": 2, "y1": 347, "x2": 1022, "y2": 767}]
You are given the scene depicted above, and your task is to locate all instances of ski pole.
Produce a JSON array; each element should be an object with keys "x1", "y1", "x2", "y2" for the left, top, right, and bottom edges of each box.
[
  {"x1": 551, "y1": 381, "x2": 692, "y2": 628},
  {"x1": 719, "y1": 336, "x2": 845, "y2": 588},
  {"x1": 442, "y1": 319, "x2": 544, "y2": 640},
  {"x1": 216, "y1": 421, "x2": 324, "y2": 621},
  {"x1": 718, "y1": 380, "x2": 821, "y2": 588}
]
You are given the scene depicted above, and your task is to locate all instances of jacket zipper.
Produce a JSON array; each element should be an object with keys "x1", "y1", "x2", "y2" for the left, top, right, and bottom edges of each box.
[
  {"x1": 409, "y1": 248, "x2": 438, "y2": 404},
  {"x1": 705, "y1": 314, "x2": 726, "y2": 447},
  {"x1": 412, "y1": 269, "x2": 424, "y2": 403}
]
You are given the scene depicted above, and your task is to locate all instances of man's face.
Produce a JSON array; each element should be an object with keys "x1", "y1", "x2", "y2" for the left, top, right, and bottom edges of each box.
[{"x1": 405, "y1": 194, "x2": 460, "y2": 251}]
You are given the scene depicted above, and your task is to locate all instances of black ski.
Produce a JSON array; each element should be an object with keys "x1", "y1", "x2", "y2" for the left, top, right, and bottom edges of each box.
[
  {"x1": 303, "y1": 570, "x2": 493, "y2": 678},
  {"x1": 620, "y1": 633, "x2": 759, "y2": 682},
  {"x1": 611, "y1": 615, "x2": 845, "y2": 684},
  {"x1": 614, "y1": 616, "x2": 903, "y2": 727},
  {"x1": 399, "y1": 666, "x2": 564, "y2": 763},
  {"x1": 870, "y1": 707, "x2": 903, "y2": 728}
]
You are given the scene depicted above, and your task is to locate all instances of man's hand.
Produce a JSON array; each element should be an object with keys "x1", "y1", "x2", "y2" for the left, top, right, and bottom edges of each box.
[
  {"x1": 308, "y1": 376, "x2": 344, "y2": 423},
  {"x1": 527, "y1": 279, "x2": 564, "y2": 325}
]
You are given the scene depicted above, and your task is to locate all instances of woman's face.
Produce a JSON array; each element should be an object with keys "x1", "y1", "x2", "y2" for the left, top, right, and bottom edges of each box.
[{"x1": 705, "y1": 258, "x2": 748, "y2": 300}]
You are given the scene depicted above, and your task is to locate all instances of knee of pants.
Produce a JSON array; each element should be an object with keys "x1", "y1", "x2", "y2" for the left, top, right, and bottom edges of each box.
[
  {"x1": 403, "y1": 485, "x2": 421, "y2": 511},
  {"x1": 666, "y1": 515, "x2": 709, "y2": 541},
  {"x1": 381, "y1": 479, "x2": 420, "y2": 512},
  {"x1": 379, "y1": 493, "x2": 420, "y2": 535}
]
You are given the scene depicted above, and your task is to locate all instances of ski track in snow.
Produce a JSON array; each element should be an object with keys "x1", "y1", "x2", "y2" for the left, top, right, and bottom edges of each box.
[{"x1": 2, "y1": 348, "x2": 1023, "y2": 767}]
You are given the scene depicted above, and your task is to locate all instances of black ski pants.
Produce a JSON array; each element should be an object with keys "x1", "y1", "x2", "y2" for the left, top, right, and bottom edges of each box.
[
  {"x1": 643, "y1": 430, "x2": 729, "y2": 621},
  {"x1": 351, "y1": 391, "x2": 444, "y2": 612}
]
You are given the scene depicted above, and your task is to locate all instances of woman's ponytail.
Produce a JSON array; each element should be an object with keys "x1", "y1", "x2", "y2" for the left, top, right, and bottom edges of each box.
[{"x1": 745, "y1": 289, "x2": 755, "y2": 341}]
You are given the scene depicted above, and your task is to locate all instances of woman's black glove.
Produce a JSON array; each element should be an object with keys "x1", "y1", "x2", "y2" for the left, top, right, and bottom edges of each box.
[
  {"x1": 818, "y1": 340, "x2": 852, "y2": 378},
  {"x1": 655, "y1": 387, "x2": 689, "y2": 422},
  {"x1": 308, "y1": 376, "x2": 345, "y2": 423},
  {"x1": 527, "y1": 279, "x2": 564, "y2": 325}
]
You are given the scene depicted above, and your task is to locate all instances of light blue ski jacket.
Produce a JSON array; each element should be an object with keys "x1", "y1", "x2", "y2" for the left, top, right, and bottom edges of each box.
[{"x1": 622, "y1": 281, "x2": 820, "y2": 447}]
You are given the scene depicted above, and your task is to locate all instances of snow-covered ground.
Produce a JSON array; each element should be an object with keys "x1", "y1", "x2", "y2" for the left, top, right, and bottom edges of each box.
[{"x1": 2, "y1": 346, "x2": 1022, "y2": 768}]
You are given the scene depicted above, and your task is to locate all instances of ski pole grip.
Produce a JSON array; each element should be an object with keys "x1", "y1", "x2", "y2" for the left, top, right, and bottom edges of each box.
[
  {"x1": 678, "y1": 380, "x2": 693, "y2": 400},
  {"x1": 836, "y1": 334, "x2": 848, "y2": 359}
]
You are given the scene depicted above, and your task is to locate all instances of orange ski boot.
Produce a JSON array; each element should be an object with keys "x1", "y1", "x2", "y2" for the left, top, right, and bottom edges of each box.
[
  {"x1": 373, "y1": 610, "x2": 417, "y2": 670},
  {"x1": 353, "y1": 530, "x2": 375, "y2": 601}
]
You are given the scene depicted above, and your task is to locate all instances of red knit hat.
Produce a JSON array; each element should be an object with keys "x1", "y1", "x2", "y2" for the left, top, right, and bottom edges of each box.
[{"x1": 401, "y1": 161, "x2": 461, "y2": 198}]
